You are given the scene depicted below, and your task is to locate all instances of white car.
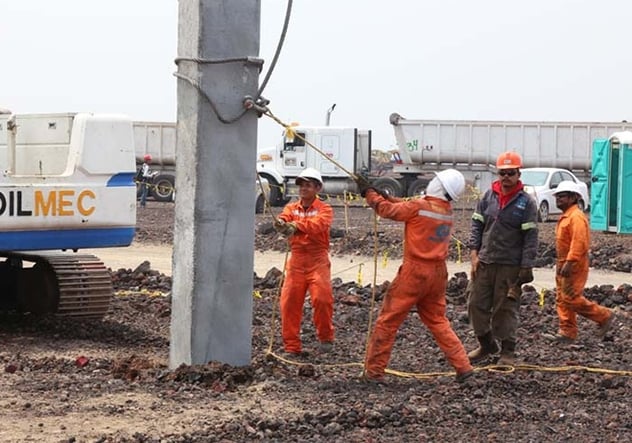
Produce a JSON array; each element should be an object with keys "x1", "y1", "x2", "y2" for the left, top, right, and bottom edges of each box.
[{"x1": 520, "y1": 167, "x2": 590, "y2": 222}]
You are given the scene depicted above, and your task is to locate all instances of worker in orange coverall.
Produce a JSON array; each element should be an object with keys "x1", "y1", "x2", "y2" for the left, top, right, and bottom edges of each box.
[
  {"x1": 274, "y1": 167, "x2": 334, "y2": 356},
  {"x1": 354, "y1": 169, "x2": 474, "y2": 383},
  {"x1": 546, "y1": 181, "x2": 615, "y2": 343}
]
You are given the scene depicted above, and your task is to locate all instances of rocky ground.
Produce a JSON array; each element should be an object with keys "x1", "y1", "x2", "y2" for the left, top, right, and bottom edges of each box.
[{"x1": 1, "y1": 199, "x2": 632, "y2": 442}]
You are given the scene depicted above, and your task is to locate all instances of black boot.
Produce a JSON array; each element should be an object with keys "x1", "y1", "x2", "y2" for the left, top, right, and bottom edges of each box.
[
  {"x1": 467, "y1": 332, "x2": 499, "y2": 363},
  {"x1": 497, "y1": 340, "x2": 516, "y2": 366}
]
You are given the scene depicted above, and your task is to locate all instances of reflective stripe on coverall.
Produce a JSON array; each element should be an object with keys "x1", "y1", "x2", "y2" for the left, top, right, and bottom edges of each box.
[
  {"x1": 363, "y1": 190, "x2": 472, "y2": 378},
  {"x1": 555, "y1": 204, "x2": 610, "y2": 339},
  {"x1": 279, "y1": 198, "x2": 334, "y2": 353}
]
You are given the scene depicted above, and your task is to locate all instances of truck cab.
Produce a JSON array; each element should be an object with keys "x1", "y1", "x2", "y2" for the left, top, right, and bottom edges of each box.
[{"x1": 257, "y1": 126, "x2": 372, "y2": 205}]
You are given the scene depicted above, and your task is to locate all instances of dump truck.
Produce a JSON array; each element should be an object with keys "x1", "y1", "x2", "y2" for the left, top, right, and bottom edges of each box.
[
  {"x1": 256, "y1": 114, "x2": 632, "y2": 204},
  {"x1": 0, "y1": 111, "x2": 136, "y2": 318},
  {"x1": 133, "y1": 121, "x2": 176, "y2": 202}
]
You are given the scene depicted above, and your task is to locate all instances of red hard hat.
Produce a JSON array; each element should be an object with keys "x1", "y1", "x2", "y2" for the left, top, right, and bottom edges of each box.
[
  {"x1": 143, "y1": 154, "x2": 152, "y2": 162},
  {"x1": 496, "y1": 151, "x2": 523, "y2": 169}
]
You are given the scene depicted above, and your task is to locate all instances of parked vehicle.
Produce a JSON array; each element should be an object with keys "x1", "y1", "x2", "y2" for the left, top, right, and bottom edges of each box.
[
  {"x1": 155, "y1": 175, "x2": 269, "y2": 214},
  {"x1": 135, "y1": 115, "x2": 632, "y2": 206},
  {"x1": 520, "y1": 167, "x2": 590, "y2": 222},
  {"x1": 257, "y1": 126, "x2": 372, "y2": 205},
  {"x1": 133, "y1": 121, "x2": 176, "y2": 202},
  {"x1": 256, "y1": 115, "x2": 632, "y2": 204},
  {"x1": 134, "y1": 121, "x2": 270, "y2": 209},
  {"x1": 255, "y1": 178, "x2": 270, "y2": 214}
]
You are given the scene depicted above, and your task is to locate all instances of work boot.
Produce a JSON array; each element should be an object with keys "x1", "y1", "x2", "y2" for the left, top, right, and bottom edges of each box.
[
  {"x1": 597, "y1": 311, "x2": 616, "y2": 339},
  {"x1": 318, "y1": 341, "x2": 334, "y2": 353},
  {"x1": 496, "y1": 340, "x2": 516, "y2": 366},
  {"x1": 455, "y1": 369, "x2": 474, "y2": 383},
  {"x1": 360, "y1": 372, "x2": 386, "y2": 385},
  {"x1": 467, "y1": 332, "x2": 499, "y2": 363},
  {"x1": 279, "y1": 348, "x2": 308, "y2": 359},
  {"x1": 542, "y1": 332, "x2": 575, "y2": 344}
]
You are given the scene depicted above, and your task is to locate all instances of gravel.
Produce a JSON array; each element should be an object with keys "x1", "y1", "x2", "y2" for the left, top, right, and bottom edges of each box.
[{"x1": 1, "y1": 200, "x2": 631, "y2": 442}]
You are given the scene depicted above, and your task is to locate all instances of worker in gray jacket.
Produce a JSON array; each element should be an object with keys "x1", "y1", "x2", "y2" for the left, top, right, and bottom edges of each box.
[{"x1": 468, "y1": 151, "x2": 538, "y2": 366}]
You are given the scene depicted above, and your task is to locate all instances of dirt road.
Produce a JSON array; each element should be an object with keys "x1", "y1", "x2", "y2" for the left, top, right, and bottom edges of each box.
[{"x1": 87, "y1": 243, "x2": 631, "y2": 293}]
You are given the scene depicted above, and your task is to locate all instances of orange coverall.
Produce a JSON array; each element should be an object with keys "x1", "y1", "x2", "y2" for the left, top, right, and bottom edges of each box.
[
  {"x1": 278, "y1": 198, "x2": 334, "y2": 353},
  {"x1": 364, "y1": 190, "x2": 472, "y2": 378},
  {"x1": 555, "y1": 204, "x2": 611, "y2": 339}
]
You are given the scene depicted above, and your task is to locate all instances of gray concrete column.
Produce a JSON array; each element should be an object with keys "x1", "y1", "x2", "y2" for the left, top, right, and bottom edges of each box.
[{"x1": 170, "y1": 0, "x2": 261, "y2": 367}]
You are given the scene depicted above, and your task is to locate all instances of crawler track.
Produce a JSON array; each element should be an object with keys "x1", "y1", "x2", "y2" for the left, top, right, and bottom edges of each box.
[
  {"x1": 0, "y1": 252, "x2": 113, "y2": 319},
  {"x1": 46, "y1": 254, "x2": 113, "y2": 318}
]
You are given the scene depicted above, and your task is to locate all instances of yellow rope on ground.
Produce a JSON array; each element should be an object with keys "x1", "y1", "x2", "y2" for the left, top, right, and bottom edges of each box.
[
  {"x1": 115, "y1": 289, "x2": 166, "y2": 297},
  {"x1": 266, "y1": 350, "x2": 364, "y2": 369}
]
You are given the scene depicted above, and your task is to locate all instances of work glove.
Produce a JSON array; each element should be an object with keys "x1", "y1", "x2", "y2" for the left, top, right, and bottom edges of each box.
[
  {"x1": 273, "y1": 218, "x2": 286, "y2": 233},
  {"x1": 517, "y1": 267, "x2": 534, "y2": 284},
  {"x1": 353, "y1": 174, "x2": 372, "y2": 197},
  {"x1": 281, "y1": 222, "x2": 297, "y2": 236},
  {"x1": 274, "y1": 218, "x2": 297, "y2": 236},
  {"x1": 370, "y1": 187, "x2": 391, "y2": 199}
]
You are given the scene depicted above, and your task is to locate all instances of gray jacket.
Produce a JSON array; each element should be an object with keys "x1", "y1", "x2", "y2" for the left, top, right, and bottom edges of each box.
[{"x1": 469, "y1": 187, "x2": 538, "y2": 267}]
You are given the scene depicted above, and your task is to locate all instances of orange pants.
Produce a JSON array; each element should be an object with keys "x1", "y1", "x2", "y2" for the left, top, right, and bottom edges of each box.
[
  {"x1": 365, "y1": 260, "x2": 472, "y2": 378},
  {"x1": 555, "y1": 260, "x2": 610, "y2": 339},
  {"x1": 280, "y1": 251, "x2": 334, "y2": 353}
]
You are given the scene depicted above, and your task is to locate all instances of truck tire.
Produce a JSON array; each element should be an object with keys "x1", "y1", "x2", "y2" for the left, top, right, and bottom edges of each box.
[
  {"x1": 269, "y1": 183, "x2": 290, "y2": 207},
  {"x1": 538, "y1": 201, "x2": 550, "y2": 222},
  {"x1": 372, "y1": 177, "x2": 404, "y2": 198},
  {"x1": 407, "y1": 178, "x2": 429, "y2": 197},
  {"x1": 255, "y1": 193, "x2": 265, "y2": 214},
  {"x1": 151, "y1": 174, "x2": 175, "y2": 202}
]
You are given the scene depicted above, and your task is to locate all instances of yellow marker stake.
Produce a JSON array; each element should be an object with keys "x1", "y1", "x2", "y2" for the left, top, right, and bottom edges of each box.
[
  {"x1": 382, "y1": 251, "x2": 389, "y2": 268},
  {"x1": 357, "y1": 263, "x2": 363, "y2": 286},
  {"x1": 539, "y1": 288, "x2": 545, "y2": 307},
  {"x1": 253, "y1": 290, "x2": 262, "y2": 299},
  {"x1": 456, "y1": 240, "x2": 462, "y2": 264}
]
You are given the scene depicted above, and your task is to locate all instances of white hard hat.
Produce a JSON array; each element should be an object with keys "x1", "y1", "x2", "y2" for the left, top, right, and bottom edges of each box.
[
  {"x1": 295, "y1": 167, "x2": 323, "y2": 185},
  {"x1": 553, "y1": 180, "x2": 582, "y2": 196},
  {"x1": 434, "y1": 169, "x2": 466, "y2": 201}
]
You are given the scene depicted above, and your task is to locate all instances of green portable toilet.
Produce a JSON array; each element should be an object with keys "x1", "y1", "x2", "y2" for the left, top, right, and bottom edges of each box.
[{"x1": 591, "y1": 131, "x2": 632, "y2": 233}]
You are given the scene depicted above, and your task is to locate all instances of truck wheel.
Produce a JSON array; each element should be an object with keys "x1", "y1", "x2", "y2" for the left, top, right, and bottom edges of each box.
[
  {"x1": 255, "y1": 194, "x2": 265, "y2": 214},
  {"x1": 407, "y1": 178, "x2": 430, "y2": 197},
  {"x1": 538, "y1": 201, "x2": 549, "y2": 222},
  {"x1": 269, "y1": 183, "x2": 290, "y2": 207},
  {"x1": 372, "y1": 177, "x2": 403, "y2": 198},
  {"x1": 151, "y1": 175, "x2": 175, "y2": 202}
]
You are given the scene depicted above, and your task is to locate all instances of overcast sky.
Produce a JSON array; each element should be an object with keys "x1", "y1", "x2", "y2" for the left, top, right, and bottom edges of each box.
[{"x1": 2, "y1": 0, "x2": 631, "y2": 150}]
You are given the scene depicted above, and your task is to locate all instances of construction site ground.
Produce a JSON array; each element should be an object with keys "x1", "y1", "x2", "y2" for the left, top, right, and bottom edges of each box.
[{"x1": 1, "y1": 199, "x2": 631, "y2": 442}]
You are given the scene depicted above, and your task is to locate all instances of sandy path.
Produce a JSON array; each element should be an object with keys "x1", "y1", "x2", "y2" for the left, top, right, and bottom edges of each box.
[{"x1": 85, "y1": 242, "x2": 631, "y2": 292}]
